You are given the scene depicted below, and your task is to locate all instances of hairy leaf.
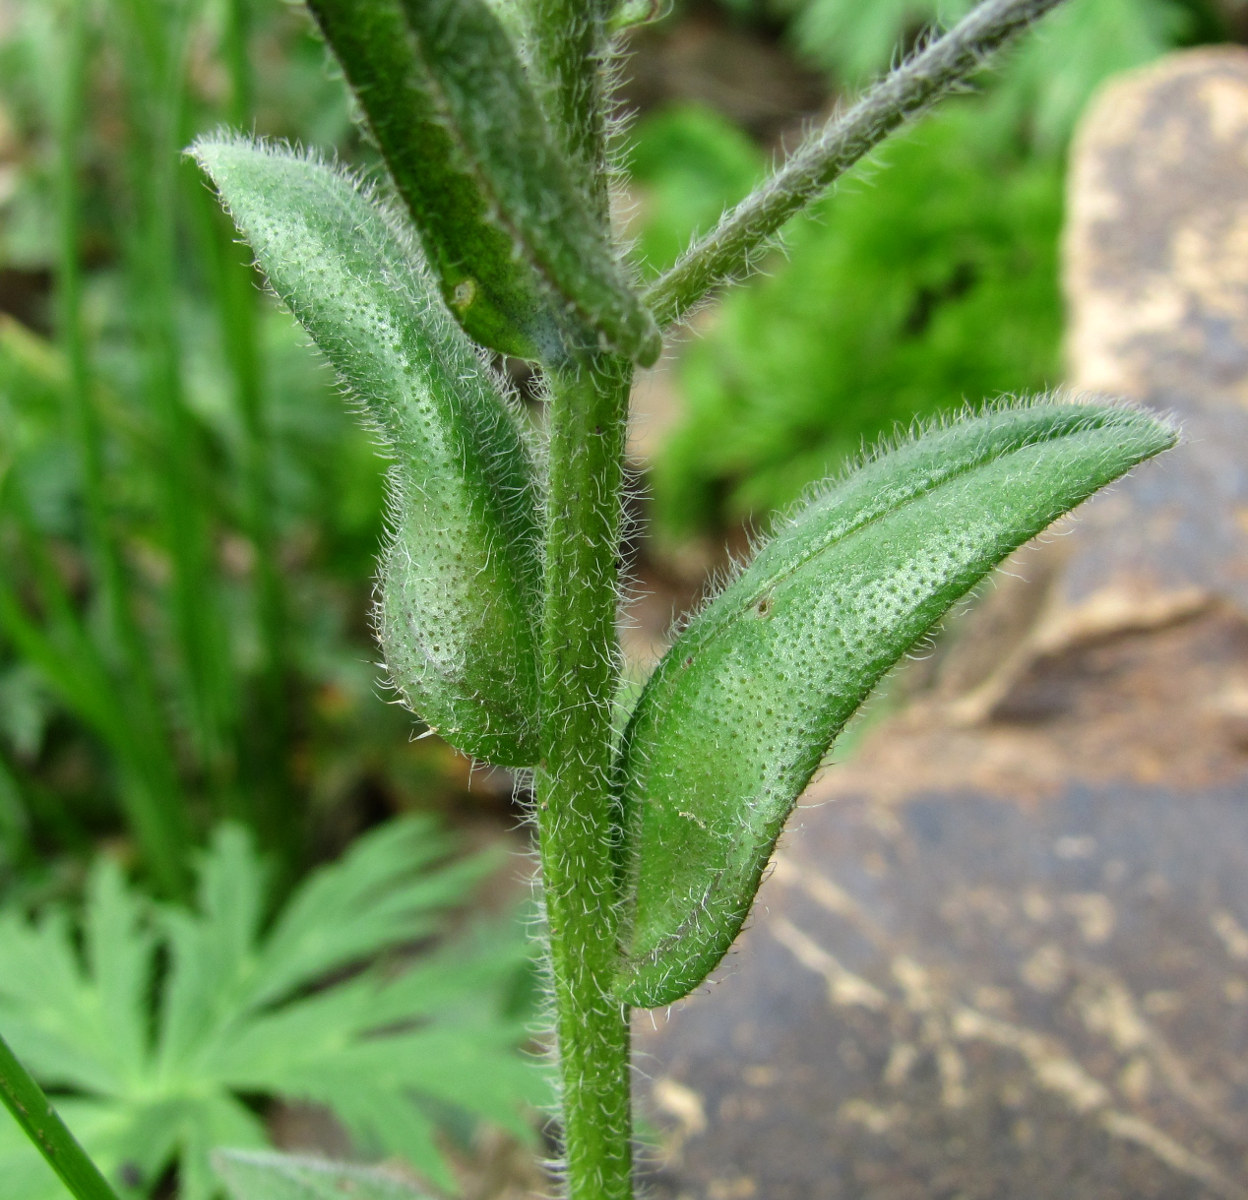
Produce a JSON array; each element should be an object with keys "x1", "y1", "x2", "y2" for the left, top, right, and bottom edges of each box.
[
  {"x1": 305, "y1": 0, "x2": 660, "y2": 365},
  {"x1": 191, "y1": 139, "x2": 541, "y2": 765},
  {"x1": 614, "y1": 400, "x2": 1176, "y2": 1008}
]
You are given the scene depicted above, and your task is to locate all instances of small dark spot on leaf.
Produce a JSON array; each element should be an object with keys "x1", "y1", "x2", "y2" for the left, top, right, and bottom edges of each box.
[{"x1": 117, "y1": 1163, "x2": 144, "y2": 1189}]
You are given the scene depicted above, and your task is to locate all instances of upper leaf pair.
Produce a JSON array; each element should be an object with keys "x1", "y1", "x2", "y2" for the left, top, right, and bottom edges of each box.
[{"x1": 305, "y1": 0, "x2": 660, "y2": 366}]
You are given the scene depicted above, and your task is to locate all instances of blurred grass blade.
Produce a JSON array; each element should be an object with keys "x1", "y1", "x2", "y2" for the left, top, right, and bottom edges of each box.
[
  {"x1": 306, "y1": 0, "x2": 660, "y2": 365},
  {"x1": 114, "y1": 0, "x2": 242, "y2": 812},
  {"x1": 615, "y1": 400, "x2": 1177, "y2": 1008},
  {"x1": 0, "y1": 474, "x2": 192, "y2": 897},
  {"x1": 50, "y1": 0, "x2": 193, "y2": 896},
  {"x1": 0, "y1": 1030, "x2": 122, "y2": 1200},
  {"x1": 214, "y1": 1151, "x2": 434, "y2": 1200},
  {"x1": 191, "y1": 139, "x2": 542, "y2": 764}
]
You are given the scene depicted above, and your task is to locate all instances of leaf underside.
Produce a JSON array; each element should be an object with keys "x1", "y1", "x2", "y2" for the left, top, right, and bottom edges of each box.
[{"x1": 306, "y1": 0, "x2": 660, "y2": 365}]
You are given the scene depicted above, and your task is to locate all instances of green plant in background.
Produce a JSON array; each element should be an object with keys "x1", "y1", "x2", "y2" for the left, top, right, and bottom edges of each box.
[
  {"x1": 773, "y1": 0, "x2": 1201, "y2": 142},
  {"x1": 0, "y1": 818, "x2": 541, "y2": 1200},
  {"x1": 0, "y1": 1, "x2": 1179, "y2": 1199},
  {"x1": 646, "y1": 104, "x2": 1065, "y2": 535},
  {"x1": 642, "y1": 0, "x2": 1216, "y2": 540},
  {"x1": 212, "y1": 1152, "x2": 438, "y2": 1200},
  {"x1": 624, "y1": 104, "x2": 766, "y2": 280},
  {"x1": 0, "y1": 0, "x2": 461, "y2": 903}
]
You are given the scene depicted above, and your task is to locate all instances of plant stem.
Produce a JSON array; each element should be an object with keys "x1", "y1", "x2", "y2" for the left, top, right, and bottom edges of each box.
[
  {"x1": 644, "y1": 0, "x2": 1069, "y2": 326},
  {"x1": 0, "y1": 1031, "x2": 121, "y2": 1200},
  {"x1": 536, "y1": 353, "x2": 634, "y2": 1200},
  {"x1": 528, "y1": 1, "x2": 610, "y2": 195}
]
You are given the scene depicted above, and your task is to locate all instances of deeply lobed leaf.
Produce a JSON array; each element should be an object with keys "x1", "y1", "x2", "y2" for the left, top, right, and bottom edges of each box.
[
  {"x1": 0, "y1": 820, "x2": 541, "y2": 1200},
  {"x1": 614, "y1": 399, "x2": 1177, "y2": 1008},
  {"x1": 190, "y1": 139, "x2": 542, "y2": 765}
]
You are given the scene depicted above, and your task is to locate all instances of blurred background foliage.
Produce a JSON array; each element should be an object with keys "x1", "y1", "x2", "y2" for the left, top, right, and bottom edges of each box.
[
  {"x1": 0, "y1": 0, "x2": 466, "y2": 903},
  {"x1": 0, "y1": 0, "x2": 1240, "y2": 897},
  {"x1": 633, "y1": 0, "x2": 1232, "y2": 543},
  {"x1": 0, "y1": 4, "x2": 547, "y2": 1187}
]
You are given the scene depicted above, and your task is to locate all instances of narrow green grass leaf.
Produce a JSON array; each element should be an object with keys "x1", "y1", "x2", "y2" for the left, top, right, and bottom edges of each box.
[
  {"x1": 306, "y1": 0, "x2": 660, "y2": 366},
  {"x1": 0, "y1": 1034, "x2": 123, "y2": 1200},
  {"x1": 615, "y1": 400, "x2": 1177, "y2": 1008},
  {"x1": 190, "y1": 138, "x2": 541, "y2": 765}
]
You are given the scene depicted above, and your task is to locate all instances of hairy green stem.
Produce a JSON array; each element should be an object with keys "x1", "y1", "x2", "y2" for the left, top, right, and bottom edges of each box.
[
  {"x1": 644, "y1": 0, "x2": 1068, "y2": 326},
  {"x1": 0, "y1": 1031, "x2": 122, "y2": 1200},
  {"x1": 528, "y1": 0, "x2": 610, "y2": 199},
  {"x1": 536, "y1": 354, "x2": 634, "y2": 1200}
]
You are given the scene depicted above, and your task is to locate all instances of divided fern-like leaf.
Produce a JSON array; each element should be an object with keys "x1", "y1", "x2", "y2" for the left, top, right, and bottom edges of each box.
[
  {"x1": 214, "y1": 1151, "x2": 434, "y2": 1200},
  {"x1": 0, "y1": 819, "x2": 543, "y2": 1200}
]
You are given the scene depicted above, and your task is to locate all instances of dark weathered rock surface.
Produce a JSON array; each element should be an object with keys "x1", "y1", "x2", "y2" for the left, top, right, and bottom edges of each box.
[{"x1": 633, "y1": 49, "x2": 1248, "y2": 1200}]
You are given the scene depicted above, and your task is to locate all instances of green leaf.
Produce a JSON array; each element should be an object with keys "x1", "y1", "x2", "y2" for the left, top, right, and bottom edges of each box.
[
  {"x1": 214, "y1": 1151, "x2": 434, "y2": 1200},
  {"x1": 614, "y1": 400, "x2": 1177, "y2": 1008},
  {"x1": 190, "y1": 139, "x2": 541, "y2": 765},
  {"x1": 0, "y1": 819, "x2": 543, "y2": 1200},
  {"x1": 305, "y1": 0, "x2": 660, "y2": 366}
]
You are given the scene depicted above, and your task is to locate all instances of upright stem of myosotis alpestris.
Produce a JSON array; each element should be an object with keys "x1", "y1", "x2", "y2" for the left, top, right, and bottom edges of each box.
[
  {"x1": 527, "y1": 1, "x2": 611, "y2": 202},
  {"x1": 529, "y1": 10, "x2": 637, "y2": 1195},
  {"x1": 536, "y1": 353, "x2": 635, "y2": 1200},
  {"x1": 0, "y1": 1031, "x2": 121, "y2": 1200}
]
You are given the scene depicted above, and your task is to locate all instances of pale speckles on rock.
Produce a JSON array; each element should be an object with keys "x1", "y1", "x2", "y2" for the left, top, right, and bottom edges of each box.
[
  {"x1": 1060, "y1": 47, "x2": 1248, "y2": 617},
  {"x1": 1066, "y1": 49, "x2": 1248, "y2": 403},
  {"x1": 636, "y1": 783, "x2": 1248, "y2": 1200}
]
